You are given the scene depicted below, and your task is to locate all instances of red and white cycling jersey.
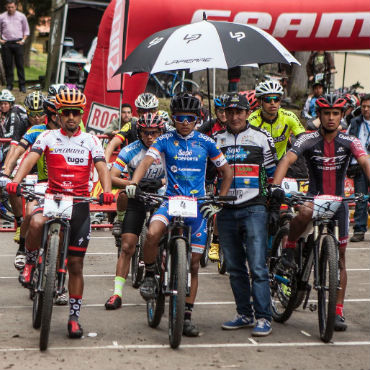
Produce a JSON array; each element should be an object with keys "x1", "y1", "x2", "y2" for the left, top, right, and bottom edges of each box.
[{"x1": 31, "y1": 128, "x2": 105, "y2": 196}]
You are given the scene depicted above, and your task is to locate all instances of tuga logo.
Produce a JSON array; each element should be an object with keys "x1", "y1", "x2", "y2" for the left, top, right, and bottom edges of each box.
[{"x1": 67, "y1": 157, "x2": 86, "y2": 165}]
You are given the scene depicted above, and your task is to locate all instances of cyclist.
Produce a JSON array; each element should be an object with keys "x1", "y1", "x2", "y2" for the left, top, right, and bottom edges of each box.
[
  {"x1": 198, "y1": 94, "x2": 228, "y2": 136},
  {"x1": 272, "y1": 93, "x2": 370, "y2": 331},
  {"x1": 240, "y1": 90, "x2": 260, "y2": 113},
  {"x1": 3, "y1": 91, "x2": 46, "y2": 244},
  {"x1": 5, "y1": 87, "x2": 114, "y2": 338},
  {"x1": 302, "y1": 80, "x2": 324, "y2": 123},
  {"x1": 249, "y1": 80, "x2": 305, "y2": 160},
  {"x1": 215, "y1": 93, "x2": 277, "y2": 336},
  {"x1": 105, "y1": 113, "x2": 165, "y2": 309},
  {"x1": 1, "y1": 95, "x2": 59, "y2": 274},
  {"x1": 125, "y1": 93, "x2": 233, "y2": 337}
]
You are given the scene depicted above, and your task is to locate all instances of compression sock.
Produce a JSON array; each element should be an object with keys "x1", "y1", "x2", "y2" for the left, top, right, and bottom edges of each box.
[
  {"x1": 117, "y1": 211, "x2": 126, "y2": 222},
  {"x1": 113, "y1": 276, "x2": 126, "y2": 298},
  {"x1": 19, "y1": 237, "x2": 25, "y2": 253},
  {"x1": 69, "y1": 295, "x2": 82, "y2": 321},
  {"x1": 336, "y1": 304, "x2": 344, "y2": 316},
  {"x1": 212, "y1": 234, "x2": 219, "y2": 244},
  {"x1": 25, "y1": 248, "x2": 38, "y2": 264},
  {"x1": 144, "y1": 263, "x2": 156, "y2": 278},
  {"x1": 184, "y1": 302, "x2": 194, "y2": 321}
]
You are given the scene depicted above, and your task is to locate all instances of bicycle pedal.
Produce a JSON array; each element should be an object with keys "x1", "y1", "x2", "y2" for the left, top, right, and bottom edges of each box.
[{"x1": 308, "y1": 303, "x2": 317, "y2": 312}]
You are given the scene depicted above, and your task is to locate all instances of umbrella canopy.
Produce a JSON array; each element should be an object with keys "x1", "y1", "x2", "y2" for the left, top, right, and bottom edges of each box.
[{"x1": 114, "y1": 20, "x2": 299, "y2": 76}]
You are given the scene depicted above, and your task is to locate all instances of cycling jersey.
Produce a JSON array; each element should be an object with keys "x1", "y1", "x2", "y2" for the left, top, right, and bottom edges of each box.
[
  {"x1": 31, "y1": 128, "x2": 105, "y2": 196},
  {"x1": 0, "y1": 109, "x2": 28, "y2": 151},
  {"x1": 114, "y1": 139, "x2": 164, "y2": 180},
  {"x1": 115, "y1": 121, "x2": 138, "y2": 145},
  {"x1": 249, "y1": 108, "x2": 305, "y2": 159},
  {"x1": 198, "y1": 118, "x2": 226, "y2": 138},
  {"x1": 215, "y1": 124, "x2": 277, "y2": 207},
  {"x1": 146, "y1": 130, "x2": 227, "y2": 197},
  {"x1": 290, "y1": 130, "x2": 367, "y2": 196}
]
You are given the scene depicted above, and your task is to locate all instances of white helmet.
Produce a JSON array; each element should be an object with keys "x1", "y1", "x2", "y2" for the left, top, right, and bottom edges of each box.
[
  {"x1": 0, "y1": 89, "x2": 15, "y2": 102},
  {"x1": 255, "y1": 80, "x2": 284, "y2": 97},
  {"x1": 135, "y1": 92, "x2": 159, "y2": 109}
]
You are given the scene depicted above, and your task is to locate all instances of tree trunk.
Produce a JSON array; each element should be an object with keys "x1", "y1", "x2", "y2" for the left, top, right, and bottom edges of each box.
[{"x1": 288, "y1": 51, "x2": 311, "y2": 100}]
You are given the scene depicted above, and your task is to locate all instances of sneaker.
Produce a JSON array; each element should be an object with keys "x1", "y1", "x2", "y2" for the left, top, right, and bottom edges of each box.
[
  {"x1": 334, "y1": 314, "x2": 347, "y2": 331},
  {"x1": 252, "y1": 318, "x2": 272, "y2": 337},
  {"x1": 112, "y1": 220, "x2": 123, "y2": 237},
  {"x1": 13, "y1": 227, "x2": 20, "y2": 243},
  {"x1": 55, "y1": 291, "x2": 68, "y2": 306},
  {"x1": 19, "y1": 263, "x2": 35, "y2": 287},
  {"x1": 68, "y1": 320, "x2": 83, "y2": 339},
  {"x1": 14, "y1": 251, "x2": 26, "y2": 270},
  {"x1": 208, "y1": 242, "x2": 220, "y2": 261},
  {"x1": 350, "y1": 232, "x2": 364, "y2": 242},
  {"x1": 221, "y1": 314, "x2": 255, "y2": 330},
  {"x1": 105, "y1": 294, "x2": 122, "y2": 310},
  {"x1": 19, "y1": 86, "x2": 26, "y2": 93},
  {"x1": 281, "y1": 248, "x2": 296, "y2": 268},
  {"x1": 139, "y1": 276, "x2": 157, "y2": 301},
  {"x1": 183, "y1": 319, "x2": 200, "y2": 337}
]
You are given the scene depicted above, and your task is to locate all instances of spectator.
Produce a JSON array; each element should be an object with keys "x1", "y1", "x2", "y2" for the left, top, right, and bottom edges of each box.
[
  {"x1": 0, "y1": 0, "x2": 30, "y2": 93},
  {"x1": 347, "y1": 94, "x2": 370, "y2": 242},
  {"x1": 227, "y1": 66, "x2": 241, "y2": 92},
  {"x1": 302, "y1": 81, "x2": 324, "y2": 121},
  {"x1": 103, "y1": 103, "x2": 137, "y2": 139},
  {"x1": 306, "y1": 51, "x2": 336, "y2": 88},
  {"x1": 194, "y1": 91, "x2": 210, "y2": 125}
]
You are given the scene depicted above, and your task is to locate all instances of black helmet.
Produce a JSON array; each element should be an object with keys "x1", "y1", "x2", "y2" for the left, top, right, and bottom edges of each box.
[
  {"x1": 170, "y1": 93, "x2": 201, "y2": 115},
  {"x1": 43, "y1": 96, "x2": 57, "y2": 115},
  {"x1": 315, "y1": 93, "x2": 347, "y2": 112},
  {"x1": 24, "y1": 91, "x2": 46, "y2": 112}
]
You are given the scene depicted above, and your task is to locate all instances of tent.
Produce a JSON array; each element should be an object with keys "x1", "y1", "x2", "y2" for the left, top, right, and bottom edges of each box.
[{"x1": 45, "y1": 0, "x2": 110, "y2": 87}]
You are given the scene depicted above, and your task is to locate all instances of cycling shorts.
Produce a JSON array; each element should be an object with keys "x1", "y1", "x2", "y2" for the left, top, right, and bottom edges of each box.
[
  {"x1": 121, "y1": 198, "x2": 146, "y2": 236},
  {"x1": 151, "y1": 201, "x2": 207, "y2": 254},
  {"x1": 32, "y1": 202, "x2": 91, "y2": 258}
]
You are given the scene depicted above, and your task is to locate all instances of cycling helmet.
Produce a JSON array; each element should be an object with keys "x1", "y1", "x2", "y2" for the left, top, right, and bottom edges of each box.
[
  {"x1": 214, "y1": 94, "x2": 228, "y2": 109},
  {"x1": 0, "y1": 89, "x2": 15, "y2": 103},
  {"x1": 170, "y1": 93, "x2": 201, "y2": 115},
  {"x1": 135, "y1": 93, "x2": 159, "y2": 109},
  {"x1": 255, "y1": 80, "x2": 284, "y2": 97},
  {"x1": 344, "y1": 93, "x2": 359, "y2": 109},
  {"x1": 315, "y1": 93, "x2": 347, "y2": 111},
  {"x1": 55, "y1": 87, "x2": 86, "y2": 110},
  {"x1": 43, "y1": 96, "x2": 57, "y2": 115},
  {"x1": 24, "y1": 91, "x2": 46, "y2": 111},
  {"x1": 48, "y1": 84, "x2": 67, "y2": 97},
  {"x1": 241, "y1": 90, "x2": 259, "y2": 111},
  {"x1": 137, "y1": 113, "x2": 165, "y2": 131}
]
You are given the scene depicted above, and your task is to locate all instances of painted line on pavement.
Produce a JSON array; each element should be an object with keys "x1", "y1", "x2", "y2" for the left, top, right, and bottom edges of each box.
[{"x1": 0, "y1": 340, "x2": 369, "y2": 352}]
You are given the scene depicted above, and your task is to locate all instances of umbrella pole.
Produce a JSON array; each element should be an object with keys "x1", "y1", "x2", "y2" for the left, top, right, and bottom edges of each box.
[{"x1": 206, "y1": 68, "x2": 212, "y2": 120}]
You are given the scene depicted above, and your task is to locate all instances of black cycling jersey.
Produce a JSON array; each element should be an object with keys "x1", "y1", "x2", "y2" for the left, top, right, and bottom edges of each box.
[{"x1": 290, "y1": 130, "x2": 367, "y2": 196}]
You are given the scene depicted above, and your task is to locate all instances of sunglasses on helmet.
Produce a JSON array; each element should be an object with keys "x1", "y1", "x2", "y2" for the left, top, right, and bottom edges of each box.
[
  {"x1": 262, "y1": 96, "x2": 281, "y2": 104},
  {"x1": 172, "y1": 115, "x2": 198, "y2": 123},
  {"x1": 27, "y1": 110, "x2": 45, "y2": 118},
  {"x1": 58, "y1": 108, "x2": 84, "y2": 117}
]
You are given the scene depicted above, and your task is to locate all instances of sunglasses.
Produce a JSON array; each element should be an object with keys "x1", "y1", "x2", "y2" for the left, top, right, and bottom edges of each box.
[
  {"x1": 172, "y1": 115, "x2": 198, "y2": 123},
  {"x1": 137, "y1": 108, "x2": 157, "y2": 114},
  {"x1": 141, "y1": 130, "x2": 161, "y2": 137},
  {"x1": 58, "y1": 109, "x2": 83, "y2": 117},
  {"x1": 27, "y1": 110, "x2": 45, "y2": 117},
  {"x1": 262, "y1": 96, "x2": 281, "y2": 104}
]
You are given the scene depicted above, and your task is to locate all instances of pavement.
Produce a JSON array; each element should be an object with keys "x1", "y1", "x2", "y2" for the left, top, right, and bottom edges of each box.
[{"x1": 0, "y1": 228, "x2": 369, "y2": 370}]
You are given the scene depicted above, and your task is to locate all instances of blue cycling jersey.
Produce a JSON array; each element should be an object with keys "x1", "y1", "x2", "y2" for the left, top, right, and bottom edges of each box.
[
  {"x1": 146, "y1": 130, "x2": 227, "y2": 197},
  {"x1": 114, "y1": 139, "x2": 164, "y2": 180}
]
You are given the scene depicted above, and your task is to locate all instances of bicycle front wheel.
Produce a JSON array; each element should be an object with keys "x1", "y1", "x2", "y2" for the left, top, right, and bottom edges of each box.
[
  {"x1": 172, "y1": 79, "x2": 199, "y2": 95},
  {"x1": 218, "y1": 245, "x2": 226, "y2": 274},
  {"x1": 131, "y1": 226, "x2": 146, "y2": 288},
  {"x1": 168, "y1": 239, "x2": 187, "y2": 349},
  {"x1": 318, "y1": 235, "x2": 338, "y2": 343},
  {"x1": 32, "y1": 262, "x2": 43, "y2": 329},
  {"x1": 39, "y1": 233, "x2": 59, "y2": 351}
]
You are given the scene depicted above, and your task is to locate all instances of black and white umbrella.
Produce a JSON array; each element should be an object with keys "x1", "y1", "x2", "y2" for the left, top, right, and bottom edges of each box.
[{"x1": 114, "y1": 19, "x2": 299, "y2": 75}]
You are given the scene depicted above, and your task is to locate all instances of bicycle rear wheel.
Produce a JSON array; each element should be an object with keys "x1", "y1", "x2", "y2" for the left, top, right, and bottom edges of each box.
[
  {"x1": 318, "y1": 235, "x2": 338, "y2": 343},
  {"x1": 172, "y1": 79, "x2": 199, "y2": 95},
  {"x1": 168, "y1": 239, "x2": 187, "y2": 349},
  {"x1": 131, "y1": 226, "x2": 146, "y2": 288},
  {"x1": 39, "y1": 233, "x2": 59, "y2": 351}
]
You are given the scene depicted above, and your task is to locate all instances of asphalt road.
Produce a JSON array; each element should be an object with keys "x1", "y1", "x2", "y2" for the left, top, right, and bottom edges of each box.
[{"x1": 0, "y1": 228, "x2": 369, "y2": 370}]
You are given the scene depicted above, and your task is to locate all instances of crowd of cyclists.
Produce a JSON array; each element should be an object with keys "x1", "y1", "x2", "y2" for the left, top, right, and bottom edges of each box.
[{"x1": 0, "y1": 76, "x2": 369, "y2": 341}]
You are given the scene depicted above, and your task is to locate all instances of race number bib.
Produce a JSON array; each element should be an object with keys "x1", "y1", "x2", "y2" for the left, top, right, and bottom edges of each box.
[
  {"x1": 281, "y1": 178, "x2": 299, "y2": 194},
  {"x1": 168, "y1": 196, "x2": 197, "y2": 218},
  {"x1": 313, "y1": 195, "x2": 342, "y2": 219},
  {"x1": 43, "y1": 193, "x2": 73, "y2": 219}
]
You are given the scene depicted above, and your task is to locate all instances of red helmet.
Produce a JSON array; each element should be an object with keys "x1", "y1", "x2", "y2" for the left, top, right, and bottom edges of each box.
[
  {"x1": 344, "y1": 93, "x2": 360, "y2": 109},
  {"x1": 137, "y1": 113, "x2": 165, "y2": 131},
  {"x1": 241, "y1": 90, "x2": 259, "y2": 111},
  {"x1": 315, "y1": 94, "x2": 347, "y2": 112}
]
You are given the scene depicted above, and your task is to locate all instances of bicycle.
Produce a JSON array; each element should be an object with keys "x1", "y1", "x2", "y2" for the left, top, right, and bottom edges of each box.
[
  {"x1": 269, "y1": 192, "x2": 368, "y2": 343},
  {"x1": 138, "y1": 192, "x2": 235, "y2": 349},
  {"x1": 147, "y1": 70, "x2": 199, "y2": 98},
  {"x1": 19, "y1": 186, "x2": 100, "y2": 351}
]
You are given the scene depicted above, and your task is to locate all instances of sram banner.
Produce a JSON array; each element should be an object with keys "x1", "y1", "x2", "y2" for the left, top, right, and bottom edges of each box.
[{"x1": 86, "y1": 102, "x2": 118, "y2": 134}]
